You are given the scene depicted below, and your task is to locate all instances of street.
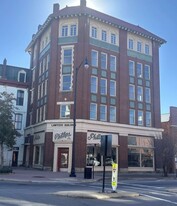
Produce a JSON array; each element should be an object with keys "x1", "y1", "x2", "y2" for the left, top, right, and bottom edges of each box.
[{"x1": 0, "y1": 177, "x2": 177, "y2": 205}]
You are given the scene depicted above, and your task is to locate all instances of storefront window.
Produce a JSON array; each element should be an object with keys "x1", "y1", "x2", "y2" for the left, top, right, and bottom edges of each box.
[
  {"x1": 34, "y1": 146, "x2": 40, "y2": 164},
  {"x1": 128, "y1": 136, "x2": 154, "y2": 168}
]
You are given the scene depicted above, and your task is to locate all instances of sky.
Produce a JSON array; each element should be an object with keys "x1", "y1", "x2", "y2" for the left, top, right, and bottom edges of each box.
[{"x1": 0, "y1": 0, "x2": 176, "y2": 114}]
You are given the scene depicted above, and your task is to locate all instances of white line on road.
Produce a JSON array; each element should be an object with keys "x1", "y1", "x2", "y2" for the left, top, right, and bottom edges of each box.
[{"x1": 143, "y1": 194, "x2": 177, "y2": 205}]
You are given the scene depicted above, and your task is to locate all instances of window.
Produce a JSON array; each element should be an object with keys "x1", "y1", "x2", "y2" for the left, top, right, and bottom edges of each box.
[
  {"x1": 129, "y1": 84, "x2": 135, "y2": 100},
  {"x1": 144, "y1": 65, "x2": 150, "y2": 80},
  {"x1": 60, "y1": 105, "x2": 71, "y2": 118},
  {"x1": 110, "y1": 80, "x2": 116, "y2": 96},
  {"x1": 129, "y1": 39, "x2": 134, "y2": 50},
  {"x1": 111, "y1": 33, "x2": 116, "y2": 44},
  {"x1": 146, "y1": 111, "x2": 152, "y2": 127},
  {"x1": 129, "y1": 61, "x2": 135, "y2": 76},
  {"x1": 129, "y1": 109, "x2": 135, "y2": 125},
  {"x1": 91, "y1": 50, "x2": 98, "y2": 67},
  {"x1": 145, "y1": 44, "x2": 149, "y2": 55},
  {"x1": 137, "y1": 63, "x2": 143, "y2": 78},
  {"x1": 91, "y1": 27, "x2": 97, "y2": 38},
  {"x1": 137, "y1": 86, "x2": 143, "y2": 101},
  {"x1": 110, "y1": 106, "x2": 116, "y2": 122},
  {"x1": 90, "y1": 103, "x2": 97, "y2": 120},
  {"x1": 70, "y1": 24, "x2": 77, "y2": 36},
  {"x1": 102, "y1": 30, "x2": 107, "y2": 42},
  {"x1": 91, "y1": 76, "x2": 97, "y2": 93},
  {"x1": 16, "y1": 90, "x2": 24, "y2": 106},
  {"x1": 34, "y1": 146, "x2": 40, "y2": 164},
  {"x1": 14, "y1": 113, "x2": 23, "y2": 130},
  {"x1": 64, "y1": 49, "x2": 72, "y2": 64},
  {"x1": 18, "y1": 71, "x2": 26, "y2": 83},
  {"x1": 62, "y1": 75, "x2": 71, "y2": 91},
  {"x1": 101, "y1": 53, "x2": 107, "y2": 69},
  {"x1": 100, "y1": 79, "x2": 107, "y2": 95},
  {"x1": 137, "y1": 41, "x2": 142, "y2": 52},
  {"x1": 138, "y1": 110, "x2": 143, "y2": 126},
  {"x1": 145, "y1": 88, "x2": 151, "y2": 103},
  {"x1": 100, "y1": 105, "x2": 107, "y2": 121},
  {"x1": 62, "y1": 25, "x2": 68, "y2": 37},
  {"x1": 110, "y1": 55, "x2": 116, "y2": 71}
]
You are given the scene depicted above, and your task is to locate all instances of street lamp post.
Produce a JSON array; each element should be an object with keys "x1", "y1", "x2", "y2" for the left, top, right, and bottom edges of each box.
[{"x1": 70, "y1": 58, "x2": 89, "y2": 177}]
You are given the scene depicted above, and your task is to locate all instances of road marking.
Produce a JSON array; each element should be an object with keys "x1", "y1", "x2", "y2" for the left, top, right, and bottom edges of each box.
[
  {"x1": 120, "y1": 182, "x2": 164, "y2": 189},
  {"x1": 143, "y1": 194, "x2": 177, "y2": 205},
  {"x1": 150, "y1": 191, "x2": 172, "y2": 197}
]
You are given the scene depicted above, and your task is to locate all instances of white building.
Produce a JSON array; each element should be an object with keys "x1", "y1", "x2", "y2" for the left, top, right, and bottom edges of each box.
[{"x1": 0, "y1": 59, "x2": 29, "y2": 166}]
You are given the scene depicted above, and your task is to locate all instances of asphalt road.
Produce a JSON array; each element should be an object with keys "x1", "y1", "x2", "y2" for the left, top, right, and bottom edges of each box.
[{"x1": 0, "y1": 178, "x2": 177, "y2": 206}]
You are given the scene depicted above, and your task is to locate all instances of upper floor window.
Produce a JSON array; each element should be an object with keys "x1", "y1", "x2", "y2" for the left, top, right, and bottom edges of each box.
[
  {"x1": 91, "y1": 27, "x2": 97, "y2": 38},
  {"x1": 62, "y1": 25, "x2": 68, "y2": 37},
  {"x1": 60, "y1": 104, "x2": 71, "y2": 118},
  {"x1": 100, "y1": 105, "x2": 107, "y2": 121},
  {"x1": 145, "y1": 44, "x2": 149, "y2": 55},
  {"x1": 137, "y1": 41, "x2": 142, "y2": 52},
  {"x1": 90, "y1": 103, "x2": 97, "y2": 120},
  {"x1": 129, "y1": 109, "x2": 135, "y2": 125},
  {"x1": 101, "y1": 53, "x2": 107, "y2": 69},
  {"x1": 102, "y1": 30, "x2": 107, "y2": 42},
  {"x1": 70, "y1": 25, "x2": 77, "y2": 36},
  {"x1": 91, "y1": 76, "x2": 98, "y2": 93},
  {"x1": 111, "y1": 33, "x2": 116, "y2": 44},
  {"x1": 110, "y1": 55, "x2": 116, "y2": 71},
  {"x1": 110, "y1": 106, "x2": 116, "y2": 122},
  {"x1": 138, "y1": 110, "x2": 143, "y2": 126},
  {"x1": 146, "y1": 111, "x2": 152, "y2": 127},
  {"x1": 145, "y1": 88, "x2": 151, "y2": 103},
  {"x1": 137, "y1": 86, "x2": 143, "y2": 102},
  {"x1": 18, "y1": 71, "x2": 26, "y2": 83},
  {"x1": 110, "y1": 80, "x2": 116, "y2": 96},
  {"x1": 91, "y1": 50, "x2": 98, "y2": 67},
  {"x1": 137, "y1": 63, "x2": 143, "y2": 78},
  {"x1": 100, "y1": 79, "x2": 107, "y2": 95},
  {"x1": 64, "y1": 49, "x2": 72, "y2": 65},
  {"x1": 144, "y1": 65, "x2": 150, "y2": 80},
  {"x1": 129, "y1": 84, "x2": 135, "y2": 100},
  {"x1": 129, "y1": 39, "x2": 134, "y2": 50},
  {"x1": 16, "y1": 90, "x2": 24, "y2": 106},
  {"x1": 129, "y1": 61, "x2": 135, "y2": 76},
  {"x1": 14, "y1": 113, "x2": 23, "y2": 130}
]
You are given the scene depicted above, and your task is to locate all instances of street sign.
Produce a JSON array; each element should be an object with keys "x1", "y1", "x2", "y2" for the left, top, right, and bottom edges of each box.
[{"x1": 112, "y1": 163, "x2": 118, "y2": 192}]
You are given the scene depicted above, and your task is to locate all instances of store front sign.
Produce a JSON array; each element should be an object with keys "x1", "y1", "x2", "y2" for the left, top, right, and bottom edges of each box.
[
  {"x1": 33, "y1": 133, "x2": 45, "y2": 144},
  {"x1": 87, "y1": 132, "x2": 118, "y2": 145},
  {"x1": 53, "y1": 129, "x2": 73, "y2": 143}
]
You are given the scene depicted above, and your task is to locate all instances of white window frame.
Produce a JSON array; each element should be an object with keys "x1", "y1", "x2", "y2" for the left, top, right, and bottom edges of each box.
[
  {"x1": 129, "y1": 39, "x2": 134, "y2": 50},
  {"x1": 129, "y1": 61, "x2": 135, "y2": 76},
  {"x1": 129, "y1": 84, "x2": 135, "y2": 100},
  {"x1": 90, "y1": 103, "x2": 97, "y2": 120},
  {"x1": 62, "y1": 25, "x2": 68, "y2": 37},
  {"x1": 60, "y1": 104, "x2": 71, "y2": 118},
  {"x1": 137, "y1": 41, "x2": 142, "y2": 52},
  {"x1": 70, "y1": 24, "x2": 77, "y2": 36},
  {"x1": 137, "y1": 63, "x2": 143, "y2": 78},
  {"x1": 146, "y1": 111, "x2": 152, "y2": 127},
  {"x1": 110, "y1": 55, "x2": 116, "y2": 71},
  {"x1": 110, "y1": 106, "x2": 116, "y2": 122},
  {"x1": 102, "y1": 30, "x2": 107, "y2": 42},
  {"x1": 91, "y1": 76, "x2": 98, "y2": 93},
  {"x1": 111, "y1": 33, "x2": 116, "y2": 44},
  {"x1": 91, "y1": 50, "x2": 98, "y2": 67},
  {"x1": 110, "y1": 80, "x2": 116, "y2": 96},
  {"x1": 101, "y1": 53, "x2": 107, "y2": 70},
  {"x1": 129, "y1": 109, "x2": 135, "y2": 125},
  {"x1": 137, "y1": 86, "x2": 143, "y2": 102},
  {"x1": 145, "y1": 44, "x2": 149, "y2": 55},
  {"x1": 144, "y1": 65, "x2": 150, "y2": 80},
  {"x1": 100, "y1": 105, "x2": 107, "y2": 121},
  {"x1": 138, "y1": 110, "x2": 144, "y2": 126},
  {"x1": 145, "y1": 88, "x2": 151, "y2": 103},
  {"x1": 91, "y1": 26, "x2": 97, "y2": 38},
  {"x1": 100, "y1": 78, "x2": 107, "y2": 95}
]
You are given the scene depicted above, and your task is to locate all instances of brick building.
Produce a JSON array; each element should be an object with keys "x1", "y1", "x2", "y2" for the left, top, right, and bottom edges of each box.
[
  {"x1": 0, "y1": 59, "x2": 30, "y2": 166},
  {"x1": 24, "y1": 0, "x2": 165, "y2": 172}
]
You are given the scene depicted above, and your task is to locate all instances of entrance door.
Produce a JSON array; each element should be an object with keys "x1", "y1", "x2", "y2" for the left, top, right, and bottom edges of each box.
[
  {"x1": 58, "y1": 148, "x2": 69, "y2": 171},
  {"x1": 12, "y1": 151, "x2": 18, "y2": 167}
]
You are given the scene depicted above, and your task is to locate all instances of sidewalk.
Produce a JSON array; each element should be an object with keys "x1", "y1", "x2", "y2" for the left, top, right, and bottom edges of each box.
[{"x1": 0, "y1": 167, "x2": 140, "y2": 199}]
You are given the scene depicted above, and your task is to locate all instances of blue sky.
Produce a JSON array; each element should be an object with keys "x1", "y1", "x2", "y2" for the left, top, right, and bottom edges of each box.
[{"x1": 0, "y1": 0, "x2": 176, "y2": 114}]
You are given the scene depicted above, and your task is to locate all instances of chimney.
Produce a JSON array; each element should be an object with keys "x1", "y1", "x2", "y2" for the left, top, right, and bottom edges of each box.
[
  {"x1": 3, "y1": 58, "x2": 7, "y2": 66},
  {"x1": 80, "y1": 0, "x2": 86, "y2": 7},
  {"x1": 2, "y1": 58, "x2": 7, "y2": 78},
  {"x1": 53, "y1": 3, "x2": 60, "y2": 15}
]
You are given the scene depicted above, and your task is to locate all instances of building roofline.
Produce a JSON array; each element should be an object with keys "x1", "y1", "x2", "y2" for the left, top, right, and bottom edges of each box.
[{"x1": 26, "y1": 4, "x2": 166, "y2": 52}]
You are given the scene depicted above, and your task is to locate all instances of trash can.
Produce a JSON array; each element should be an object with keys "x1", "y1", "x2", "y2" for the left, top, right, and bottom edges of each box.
[{"x1": 84, "y1": 167, "x2": 92, "y2": 179}]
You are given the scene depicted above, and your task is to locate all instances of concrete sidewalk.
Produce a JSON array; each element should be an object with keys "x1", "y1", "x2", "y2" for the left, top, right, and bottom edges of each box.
[{"x1": 0, "y1": 167, "x2": 140, "y2": 199}]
